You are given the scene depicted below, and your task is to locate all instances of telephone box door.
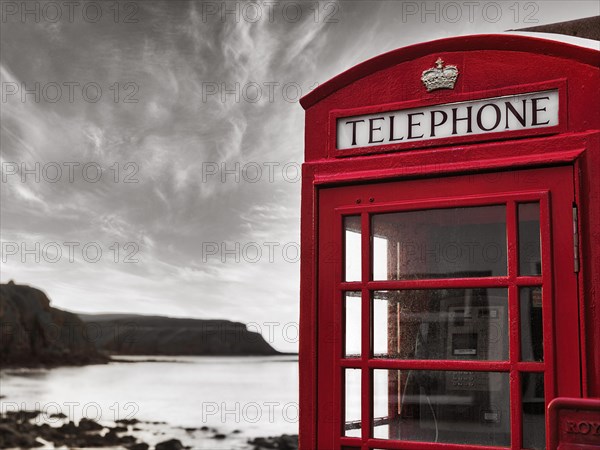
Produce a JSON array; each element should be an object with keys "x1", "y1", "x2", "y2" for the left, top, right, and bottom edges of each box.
[{"x1": 317, "y1": 165, "x2": 580, "y2": 450}]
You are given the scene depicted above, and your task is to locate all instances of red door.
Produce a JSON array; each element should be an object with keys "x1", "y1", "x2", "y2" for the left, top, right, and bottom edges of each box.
[{"x1": 317, "y1": 165, "x2": 580, "y2": 450}]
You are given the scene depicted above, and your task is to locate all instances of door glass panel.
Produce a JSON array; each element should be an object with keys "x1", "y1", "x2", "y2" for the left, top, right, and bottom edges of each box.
[
  {"x1": 522, "y1": 372, "x2": 545, "y2": 449},
  {"x1": 344, "y1": 368, "x2": 361, "y2": 437},
  {"x1": 373, "y1": 289, "x2": 508, "y2": 360},
  {"x1": 372, "y1": 206, "x2": 507, "y2": 280},
  {"x1": 345, "y1": 216, "x2": 362, "y2": 281},
  {"x1": 345, "y1": 291, "x2": 361, "y2": 358},
  {"x1": 519, "y1": 203, "x2": 541, "y2": 276},
  {"x1": 373, "y1": 369, "x2": 510, "y2": 445},
  {"x1": 520, "y1": 287, "x2": 544, "y2": 362}
]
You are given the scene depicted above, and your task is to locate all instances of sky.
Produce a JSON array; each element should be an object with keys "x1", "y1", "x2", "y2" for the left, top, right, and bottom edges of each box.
[{"x1": 1, "y1": 1, "x2": 598, "y2": 351}]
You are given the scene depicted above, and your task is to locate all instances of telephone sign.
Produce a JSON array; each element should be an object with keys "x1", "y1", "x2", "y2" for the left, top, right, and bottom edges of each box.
[{"x1": 336, "y1": 89, "x2": 559, "y2": 150}]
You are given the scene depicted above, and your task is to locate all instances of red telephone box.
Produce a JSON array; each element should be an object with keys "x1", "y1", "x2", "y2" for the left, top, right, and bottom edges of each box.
[{"x1": 299, "y1": 35, "x2": 600, "y2": 450}]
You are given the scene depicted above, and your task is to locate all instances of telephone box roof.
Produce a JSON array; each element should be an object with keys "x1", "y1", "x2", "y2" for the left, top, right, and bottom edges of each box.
[{"x1": 299, "y1": 34, "x2": 599, "y2": 110}]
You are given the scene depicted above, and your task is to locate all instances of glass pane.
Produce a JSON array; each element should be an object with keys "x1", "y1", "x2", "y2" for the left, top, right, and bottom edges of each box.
[
  {"x1": 345, "y1": 292, "x2": 361, "y2": 358},
  {"x1": 519, "y1": 203, "x2": 541, "y2": 276},
  {"x1": 372, "y1": 206, "x2": 507, "y2": 280},
  {"x1": 520, "y1": 287, "x2": 543, "y2": 361},
  {"x1": 522, "y1": 372, "x2": 545, "y2": 449},
  {"x1": 373, "y1": 289, "x2": 508, "y2": 360},
  {"x1": 373, "y1": 369, "x2": 510, "y2": 445},
  {"x1": 373, "y1": 234, "x2": 388, "y2": 280},
  {"x1": 345, "y1": 369, "x2": 361, "y2": 437},
  {"x1": 345, "y1": 216, "x2": 362, "y2": 281}
]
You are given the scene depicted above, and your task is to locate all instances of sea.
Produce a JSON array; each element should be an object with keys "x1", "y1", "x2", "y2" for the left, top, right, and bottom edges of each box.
[{"x1": 0, "y1": 355, "x2": 299, "y2": 449}]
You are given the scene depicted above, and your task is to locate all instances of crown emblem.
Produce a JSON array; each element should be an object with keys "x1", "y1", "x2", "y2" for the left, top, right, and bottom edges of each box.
[{"x1": 421, "y1": 58, "x2": 459, "y2": 92}]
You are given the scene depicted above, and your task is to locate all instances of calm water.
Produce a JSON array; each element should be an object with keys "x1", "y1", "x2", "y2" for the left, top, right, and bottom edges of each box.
[{"x1": 0, "y1": 355, "x2": 299, "y2": 449}]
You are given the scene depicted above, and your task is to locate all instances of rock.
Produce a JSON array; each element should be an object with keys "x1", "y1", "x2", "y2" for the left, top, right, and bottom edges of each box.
[
  {"x1": 49, "y1": 412, "x2": 67, "y2": 419},
  {"x1": 116, "y1": 418, "x2": 140, "y2": 425},
  {"x1": 60, "y1": 421, "x2": 78, "y2": 435},
  {"x1": 212, "y1": 433, "x2": 227, "y2": 439},
  {"x1": 78, "y1": 418, "x2": 103, "y2": 432},
  {"x1": 103, "y1": 429, "x2": 121, "y2": 444},
  {"x1": 249, "y1": 434, "x2": 299, "y2": 450},
  {"x1": 119, "y1": 435, "x2": 137, "y2": 445},
  {"x1": 0, "y1": 283, "x2": 108, "y2": 367},
  {"x1": 127, "y1": 443, "x2": 150, "y2": 450},
  {"x1": 5, "y1": 410, "x2": 41, "y2": 422},
  {"x1": 0, "y1": 423, "x2": 43, "y2": 448},
  {"x1": 80, "y1": 433, "x2": 108, "y2": 447},
  {"x1": 249, "y1": 437, "x2": 276, "y2": 449},
  {"x1": 279, "y1": 434, "x2": 299, "y2": 450},
  {"x1": 155, "y1": 439, "x2": 185, "y2": 450},
  {"x1": 0, "y1": 407, "x2": 184, "y2": 450}
]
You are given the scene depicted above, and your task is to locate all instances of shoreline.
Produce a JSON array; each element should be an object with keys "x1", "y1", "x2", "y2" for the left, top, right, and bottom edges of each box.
[
  {"x1": 0, "y1": 353, "x2": 298, "y2": 370},
  {"x1": 1, "y1": 355, "x2": 299, "y2": 449},
  {"x1": 0, "y1": 408, "x2": 298, "y2": 450}
]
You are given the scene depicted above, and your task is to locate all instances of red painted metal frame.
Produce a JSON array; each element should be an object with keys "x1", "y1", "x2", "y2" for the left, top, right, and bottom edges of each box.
[
  {"x1": 317, "y1": 167, "x2": 575, "y2": 450},
  {"x1": 299, "y1": 34, "x2": 600, "y2": 450}
]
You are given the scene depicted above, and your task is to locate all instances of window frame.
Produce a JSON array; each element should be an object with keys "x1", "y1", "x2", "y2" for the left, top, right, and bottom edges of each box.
[{"x1": 317, "y1": 166, "x2": 579, "y2": 450}]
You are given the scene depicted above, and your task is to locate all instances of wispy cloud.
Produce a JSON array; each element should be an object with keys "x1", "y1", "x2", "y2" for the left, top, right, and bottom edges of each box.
[{"x1": 2, "y1": 1, "x2": 597, "y2": 350}]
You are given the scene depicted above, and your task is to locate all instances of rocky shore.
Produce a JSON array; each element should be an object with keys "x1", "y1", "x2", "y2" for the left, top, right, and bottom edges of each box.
[
  {"x1": 0, "y1": 410, "x2": 149, "y2": 449},
  {"x1": 0, "y1": 409, "x2": 298, "y2": 450}
]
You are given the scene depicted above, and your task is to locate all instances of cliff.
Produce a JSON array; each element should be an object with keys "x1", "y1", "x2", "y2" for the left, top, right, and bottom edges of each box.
[
  {"x1": 0, "y1": 282, "x2": 281, "y2": 365},
  {"x1": 0, "y1": 282, "x2": 108, "y2": 367},
  {"x1": 78, "y1": 313, "x2": 281, "y2": 356}
]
